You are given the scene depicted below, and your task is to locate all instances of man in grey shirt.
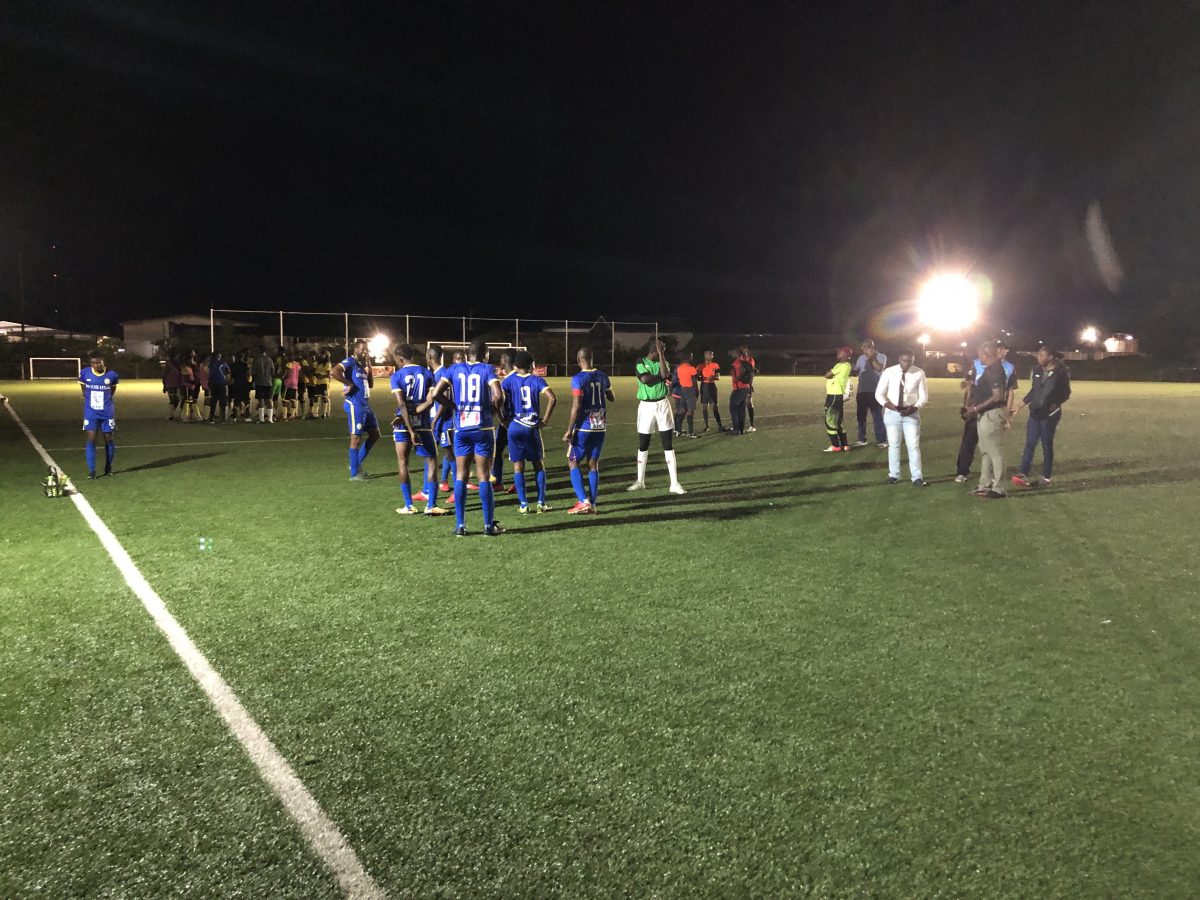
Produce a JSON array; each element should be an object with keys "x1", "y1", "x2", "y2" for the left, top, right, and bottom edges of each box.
[
  {"x1": 251, "y1": 346, "x2": 276, "y2": 424},
  {"x1": 853, "y1": 339, "x2": 887, "y2": 447}
]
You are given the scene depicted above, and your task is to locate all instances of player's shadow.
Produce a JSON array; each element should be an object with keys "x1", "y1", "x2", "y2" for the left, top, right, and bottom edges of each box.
[
  {"x1": 1006, "y1": 466, "x2": 1200, "y2": 497},
  {"x1": 122, "y1": 452, "x2": 224, "y2": 473},
  {"x1": 509, "y1": 502, "x2": 770, "y2": 534}
]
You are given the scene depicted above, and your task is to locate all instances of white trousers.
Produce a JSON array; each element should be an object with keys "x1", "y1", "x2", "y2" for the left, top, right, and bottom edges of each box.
[{"x1": 883, "y1": 408, "x2": 922, "y2": 481}]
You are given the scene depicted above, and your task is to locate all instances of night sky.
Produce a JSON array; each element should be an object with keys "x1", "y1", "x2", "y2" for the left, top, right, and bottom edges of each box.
[{"x1": 2, "y1": 2, "x2": 1198, "y2": 349}]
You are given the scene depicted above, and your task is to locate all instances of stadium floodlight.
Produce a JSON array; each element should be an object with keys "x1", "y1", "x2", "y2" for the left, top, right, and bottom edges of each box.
[
  {"x1": 916, "y1": 333, "x2": 931, "y2": 347},
  {"x1": 1079, "y1": 326, "x2": 1100, "y2": 344},
  {"x1": 367, "y1": 332, "x2": 390, "y2": 362},
  {"x1": 917, "y1": 273, "x2": 980, "y2": 331}
]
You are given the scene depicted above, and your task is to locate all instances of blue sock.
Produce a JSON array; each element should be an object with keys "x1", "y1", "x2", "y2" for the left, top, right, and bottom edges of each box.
[
  {"x1": 479, "y1": 480, "x2": 495, "y2": 527},
  {"x1": 358, "y1": 438, "x2": 374, "y2": 467},
  {"x1": 588, "y1": 470, "x2": 599, "y2": 504},
  {"x1": 536, "y1": 469, "x2": 547, "y2": 505},
  {"x1": 425, "y1": 477, "x2": 437, "y2": 510},
  {"x1": 105, "y1": 441, "x2": 115, "y2": 470},
  {"x1": 400, "y1": 480, "x2": 413, "y2": 508},
  {"x1": 349, "y1": 447, "x2": 359, "y2": 476},
  {"x1": 441, "y1": 456, "x2": 452, "y2": 483},
  {"x1": 85, "y1": 440, "x2": 96, "y2": 473},
  {"x1": 492, "y1": 452, "x2": 504, "y2": 488},
  {"x1": 454, "y1": 479, "x2": 466, "y2": 528},
  {"x1": 514, "y1": 471, "x2": 528, "y2": 507},
  {"x1": 569, "y1": 467, "x2": 587, "y2": 502}
]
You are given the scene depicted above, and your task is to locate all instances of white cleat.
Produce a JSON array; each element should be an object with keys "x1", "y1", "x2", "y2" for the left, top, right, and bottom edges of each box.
[
  {"x1": 668, "y1": 483, "x2": 687, "y2": 495},
  {"x1": 626, "y1": 481, "x2": 646, "y2": 492},
  {"x1": 395, "y1": 506, "x2": 418, "y2": 515}
]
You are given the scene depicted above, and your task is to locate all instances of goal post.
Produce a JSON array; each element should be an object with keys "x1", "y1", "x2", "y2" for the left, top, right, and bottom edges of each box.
[{"x1": 28, "y1": 357, "x2": 83, "y2": 380}]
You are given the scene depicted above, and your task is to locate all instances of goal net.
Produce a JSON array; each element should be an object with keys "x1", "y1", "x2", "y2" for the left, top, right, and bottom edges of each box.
[{"x1": 28, "y1": 357, "x2": 82, "y2": 380}]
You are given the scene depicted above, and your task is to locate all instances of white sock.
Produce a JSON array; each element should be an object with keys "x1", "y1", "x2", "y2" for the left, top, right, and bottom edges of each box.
[
  {"x1": 258, "y1": 406, "x2": 265, "y2": 422},
  {"x1": 664, "y1": 449, "x2": 679, "y2": 486},
  {"x1": 268, "y1": 408, "x2": 275, "y2": 422},
  {"x1": 636, "y1": 450, "x2": 648, "y2": 484}
]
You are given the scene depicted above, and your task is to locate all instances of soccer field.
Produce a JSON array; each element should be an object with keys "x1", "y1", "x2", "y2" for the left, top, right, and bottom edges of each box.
[{"x1": 2, "y1": 376, "x2": 1199, "y2": 898}]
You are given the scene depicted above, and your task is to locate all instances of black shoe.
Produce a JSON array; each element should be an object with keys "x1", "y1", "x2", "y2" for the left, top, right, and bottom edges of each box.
[
  {"x1": 103, "y1": 468, "x2": 114, "y2": 477},
  {"x1": 912, "y1": 478, "x2": 926, "y2": 487},
  {"x1": 985, "y1": 490, "x2": 1007, "y2": 499},
  {"x1": 485, "y1": 521, "x2": 505, "y2": 536},
  {"x1": 86, "y1": 471, "x2": 97, "y2": 480},
  {"x1": 886, "y1": 477, "x2": 899, "y2": 484},
  {"x1": 454, "y1": 525, "x2": 468, "y2": 537}
]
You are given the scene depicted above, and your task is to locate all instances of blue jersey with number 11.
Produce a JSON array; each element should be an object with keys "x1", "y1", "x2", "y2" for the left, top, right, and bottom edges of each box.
[
  {"x1": 571, "y1": 368, "x2": 611, "y2": 432},
  {"x1": 446, "y1": 361, "x2": 498, "y2": 432}
]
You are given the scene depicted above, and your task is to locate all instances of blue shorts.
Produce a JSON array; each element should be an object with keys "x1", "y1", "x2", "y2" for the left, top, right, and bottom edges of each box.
[
  {"x1": 82, "y1": 416, "x2": 116, "y2": 434},
  {"x1": 507, "y1": 422, "x2": 544, "y2": 463},
  {"x1": 453, "y1": 428, "x2": 495, "y2": 459},
  {"x1": 394, "y1": 427, "x2": 437, "y2": 458},
  {"x1": 344, "y1": 401, "x2": 378, "y2": 435},
  {"x1": 568, "y1": 430, "x2": 605, "y2": 462},
  {"x1": 436, "y1": 418, "x2": 453, "y2": 448}
]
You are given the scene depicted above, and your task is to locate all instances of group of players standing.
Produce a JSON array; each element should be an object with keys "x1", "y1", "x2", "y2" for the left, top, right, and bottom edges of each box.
[
  {"x1": 329, "y1": 338, "x2": 619, "y2": 536},
  {"x1": 161, "y1": 348, "x2": 334, "y2": 424}
]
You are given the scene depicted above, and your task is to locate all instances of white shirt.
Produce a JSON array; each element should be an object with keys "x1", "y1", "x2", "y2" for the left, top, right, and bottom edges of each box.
[{"x1": 875, "y1": 364, "x2": 928, "y2": 409}]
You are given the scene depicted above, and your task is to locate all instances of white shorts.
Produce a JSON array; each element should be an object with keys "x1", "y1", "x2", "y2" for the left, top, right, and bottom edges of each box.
[{"x1": 636, "y1": 398, "x2": 675, "y2": 434}]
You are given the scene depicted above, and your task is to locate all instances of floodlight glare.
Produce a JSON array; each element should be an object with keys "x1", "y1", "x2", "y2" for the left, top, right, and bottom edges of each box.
[
  {"x1": 1079, "y1": 326, "x2": 1100, "y2": 344},
  {"x1": 917, "y1": 333, "x2": 931, "y2": 345},
  {"x1": 367, "y1": 333, "x2": 390, "y2": 360},
  {"x1": 917, "y1": 274, "x2": 980, "y2": 331}
]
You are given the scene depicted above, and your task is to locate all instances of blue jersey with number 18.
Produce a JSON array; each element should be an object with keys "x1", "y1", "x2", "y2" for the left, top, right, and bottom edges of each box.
[
  {"x1": 445, "y1": 361, "x2": 498, "y2": 432},
  {"x1": 571, "y1": 368, "x2": 611, "y2": 432}
]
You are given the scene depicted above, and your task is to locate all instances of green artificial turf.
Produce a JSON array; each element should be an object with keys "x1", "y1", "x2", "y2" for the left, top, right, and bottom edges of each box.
[{"x1": 2, "y1": 376, "x2": 1199, "y2": 897}]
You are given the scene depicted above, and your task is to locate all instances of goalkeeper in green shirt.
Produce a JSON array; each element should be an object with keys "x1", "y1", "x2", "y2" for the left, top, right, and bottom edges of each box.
[{"x1": 627, "y1": 340, "x2": 686, "y2": 494}]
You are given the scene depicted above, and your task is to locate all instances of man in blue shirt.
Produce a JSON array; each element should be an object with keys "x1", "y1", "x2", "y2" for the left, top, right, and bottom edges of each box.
[
  {"x1": 79, "y1": 351, "x2": 119, "y2": 478},
  {"x1": 563, "y1": 347, "x2": 615, "y2": 514},
  {"x1": 330, "y1": 338, "x2": 380, "y2": 480},
  {"x1": 491, "y1": 350, "x2": 516, "y2": 494},
  {"x1": 390, "y1": 344, "x2": 447, "y2": 516},
  {"x1": 206, "y1": 351, "x2": 231, "y2": 423},
  {"x1": 852, "y1": 339, "x2": 887, "y2": 447},
  {"x1": 501, "y1": 351, "x2": 557, "y2": 514},
  {"x1": 421, "y1": 337, "x2": 504, "y2": 536}
]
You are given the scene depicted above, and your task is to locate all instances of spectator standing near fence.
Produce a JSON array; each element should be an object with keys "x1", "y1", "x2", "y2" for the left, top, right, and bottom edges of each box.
[{"x1": 853, "y1": 339, "x2": 887, "y2": 448}]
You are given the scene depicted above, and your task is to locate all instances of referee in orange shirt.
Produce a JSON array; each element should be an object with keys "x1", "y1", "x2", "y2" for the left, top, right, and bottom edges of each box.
[
  {"x1": 673, "y1": 352, "x2": 700, "y2": 438},
  {"x1": 697, "y1": 349, "x2": 725, "y2": 432}
]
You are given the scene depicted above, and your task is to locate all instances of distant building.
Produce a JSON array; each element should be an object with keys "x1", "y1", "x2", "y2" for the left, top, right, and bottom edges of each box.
[
  {"x1": 0, "y1": 320, "x2": 97, "y2": 342},
  {"x1": 121, "y1": 314, "x2": 257, "y2": 357}
]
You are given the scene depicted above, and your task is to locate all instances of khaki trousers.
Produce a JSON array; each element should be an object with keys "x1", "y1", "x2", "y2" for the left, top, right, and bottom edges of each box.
[{"x1": 976, "y1": 408, "x2": 1007, "y2": 493}]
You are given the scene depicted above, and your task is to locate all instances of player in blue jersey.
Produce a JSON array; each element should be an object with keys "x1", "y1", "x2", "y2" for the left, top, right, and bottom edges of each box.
[
  {"x1": 427, "y1": 344, "x2": 456, "y2": 492},
  {"x1": 79, "y1": 351, "x2": 120, "y2": 478},
  {"x1": 500, "y1": 351, "x2": 557, "y2": 514},
  {"x1": 491, "y1": 350, "x2": 517, "y2": 494},
  {"x1": 390, "y1": 344, "x2": 447, "y2": 517},
  {"x1": 420, "y1": 337, "x2": 504, "y2": 536},
  {"x1": 330, "y1": 338, "x2": 380, "y2": 480},
  {"x1": 563, "y1": 347, "x2": 615, "y2": 514}
]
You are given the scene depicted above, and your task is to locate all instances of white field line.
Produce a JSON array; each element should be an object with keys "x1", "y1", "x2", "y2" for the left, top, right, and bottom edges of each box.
[{"x1": 4, "y1": 399, "x2": 384, "y2": 900}]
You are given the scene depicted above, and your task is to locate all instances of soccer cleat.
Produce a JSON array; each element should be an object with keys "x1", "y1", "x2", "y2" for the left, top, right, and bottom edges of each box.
[
  {"x1": 746, "y1": 426, "x2": 757, "y2": 433},
  {"x1": 454, "y1": 525, "x2": 468, "y2": 537},
  {"x1": 423, "y1": 506, "x2": 448, "y2": 516},
  {"x1": 349, "y1": 473, "x2": 370, "y2": 482},
  {"x1": 537, "y1": 502, "x2": 553, "y2": 513},
  {"x1": 985, "y1": 490, "x2": 1007, "y2": 500},
  {"x1": 912, "y1": 478, "x2": 927, "y2": 487},
  {"x1": 567, "y1": 500, "x2": 592, "y2": 515},
  {"x1": 103, "y1": 469, "x2": 114, "y2": 477},
  {"x1": 970, "y1": 487, "x2": 990, "y2": 496},
  {"x1": 954, "y1": 474, "x2": 967, "y2": 483},
  {"x1": 466, "y1": 482, "x2": 479, "y2": 492},
  {"x1": 395, "y1": 506, "x2": 418, "y2": 515},
  {"x1": 503, "y1": 485, "x2": 517, "y2": 494},
  {"x1": 438, "y1": 481, "x2": 451, "y2": 492},
  {"x1": 702, "y1": 427, "x2": 710, "y2": 434},
  {"x1": 823, "y1": 446, "x2": 841, "y2": 453},
  {"x1": 518, "y1": 504, "x2": 531, "y2": 514},
  {"x1": 854, "y1": 440, "x2": 869, "y2": 447},
  {"x1": 1039, "y1": 477, "x2": 1052, "y2": 487},
  {"x1": 444, "y1": 494, "x2": 456, "y2": 505},
  {"x1": 413, "y1": 491, "x2": 429, "y2": 503},
  {"x1": 485, "y1": 521, "x2": 505, "y2": 536},
  {"x1": 877, "y1": 442, "x2": 889, "y2": 448},
  {"x1": 887, "y1": 476, "x2": 899, "y2": 484},
  {"x1": 1011, "y1": 474, "x2": 1031, "y2": 488},
  {"x1": 668, "y1": 483, "x2": 687, "y2": 495},
  {"x1": 87, "y1": 471, "x2": 98, "y2": 480},
  {"x1": 626, "y1": 481, "x2": 646, "y2": 492}
]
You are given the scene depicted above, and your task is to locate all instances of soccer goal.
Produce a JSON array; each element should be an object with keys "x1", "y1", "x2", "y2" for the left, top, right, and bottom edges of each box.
[
  {"x1": 427, "y1": 341, "x2": 526, "y2": 359},
  {"x1": 28, "y1": 357, "x2": 82, "y2": 380}
]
